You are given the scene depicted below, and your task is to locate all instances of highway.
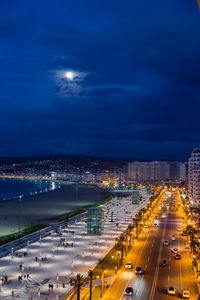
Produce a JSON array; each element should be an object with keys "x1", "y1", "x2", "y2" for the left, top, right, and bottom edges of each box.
[{"x1": 103, "y1": 190, "x2": 199, "y2": 300}]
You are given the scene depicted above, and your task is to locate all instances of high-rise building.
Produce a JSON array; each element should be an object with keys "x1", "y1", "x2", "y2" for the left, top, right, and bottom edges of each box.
[
  {"x1": 169, "y1": 162, "x2": 186, "y2": 181},
  {"x1": 127, "y1": 161, "x2": 170, "y2": 182},
  {"x1": 188, "y1": 149, "x2": 200, "y2": 208},
  {"x1": 128, "y1": 161, "x2": 186, "y2": 183}
]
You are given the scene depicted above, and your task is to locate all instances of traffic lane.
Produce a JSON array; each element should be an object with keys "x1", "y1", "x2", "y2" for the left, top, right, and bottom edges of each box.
[
  {"x1": 155, "y1": 207, "x2": 184, "y2": 297},
  {"x1": 118, "y1": 227, "x2": 156, "y2": 300},
  {"x1": 154, "y1": 206, "x2": 198, "y2": 299},
  {"x1": 121, "y1": 214, "x2": 166, "y2": 300},
  {"x1": 103, "y1": 228, "x2": 151, "y2": 300},
  {"x1": 120, "y1": 227, "x2": 158, "y2": 300},
  {"x1": 105, "y1": 194, "x2": 166, "y2": 300},
  {"x1": 152, "y1": 209, "x2": 181, "y2": 299}
]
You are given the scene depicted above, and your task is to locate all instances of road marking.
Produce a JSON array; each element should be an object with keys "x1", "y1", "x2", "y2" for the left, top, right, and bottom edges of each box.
[
  {"x1": 136, "y1": 287, "x2": 140, "y2": 296},
  {"x1": 168, "y1": 275, "x2": 170, "y2": 282},
  {"x1": 149, "y1": 219, "x2": 167, "y2": 300},
  {"x1": 119, "y1": 229, "x2": 151, "y2": 300},
  {"x1": 169, "y1": 265, "x2": 170, "y2": 271}
]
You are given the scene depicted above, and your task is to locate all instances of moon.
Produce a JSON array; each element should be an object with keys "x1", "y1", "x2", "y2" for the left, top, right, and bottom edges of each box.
[{"x1": 65, "y1": 71, "x2": 75, "y2": 80}]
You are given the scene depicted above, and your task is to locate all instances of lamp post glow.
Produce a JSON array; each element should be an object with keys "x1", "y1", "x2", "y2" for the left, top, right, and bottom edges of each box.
[{"x1": 18, "y1": 195, "x2": 22, "y2": 235}]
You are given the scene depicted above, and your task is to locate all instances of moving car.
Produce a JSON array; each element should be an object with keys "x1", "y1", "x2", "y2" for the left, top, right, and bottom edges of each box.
[
  {"x1": 181, "y1": 290, "x2": 190, "y2": 299},
  {"x1": 163, "y1": 240, "x2": 169, "y2": 246},
  {"x1": 174, "y1": 254, "x2": 181, "y2": 260},
  {"x1": 161, "y1": 259, "x2": 168, "y2": 266},
  {"x1": 171, "y1": 235, "x2": 176, "y2": 241},
  {"x1": 172, "y1": 248, "x2": 179, "y2": 254},
  {"x1": 135, "y1": 266, "x2": 144, "y2": 275},
  {"x1": 125, "y1": 262, "x2": 133, "y2": 269},
  {"x1": 167, "y1": 286, "x2": 176, "y2": 295},
  {"x1": 125, "y1": 287, "x2": 133, "y2": 296}
]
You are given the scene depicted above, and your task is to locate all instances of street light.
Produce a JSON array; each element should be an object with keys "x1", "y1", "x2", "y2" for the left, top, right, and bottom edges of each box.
[
  {"x1": 101, "y1": 268, "x2": 107, "y2": 298},
  {"x1": 18, "y1": 195, "x2": 22, "y2": 236}
]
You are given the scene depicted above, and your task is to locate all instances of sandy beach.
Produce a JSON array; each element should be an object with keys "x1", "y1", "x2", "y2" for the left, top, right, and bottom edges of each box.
[{"x1": 0, "y1": 184, "x2": 108, "y2": 236}]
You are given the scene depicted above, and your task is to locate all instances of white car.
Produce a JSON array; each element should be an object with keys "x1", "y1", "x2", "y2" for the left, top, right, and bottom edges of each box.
[
  {"x1": 163, "y1": 240, "x2": 169, "y2": 246},
  {"x1": 182, "y1": 290, "x2": 190, "y2": 299},
  {"x1": 125, "y1": 262, "x2": 133, "y2": 269},
  {"x1": 167, "y1": 286, "x2": 176, "y2": 295}
]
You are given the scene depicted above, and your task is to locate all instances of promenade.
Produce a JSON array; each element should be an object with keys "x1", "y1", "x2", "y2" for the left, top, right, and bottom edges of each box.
[{"x1": 0, "y1": 192, "x2": 151, "y2": 300}]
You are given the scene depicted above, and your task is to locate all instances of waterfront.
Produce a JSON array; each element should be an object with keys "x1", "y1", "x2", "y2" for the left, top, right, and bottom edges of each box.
[
  {"x1": 0, "y1": 180, "x2": 107, "y2": 236},
  {"x1": 0, "y1": 178, "x2": 58, "y2": 201}
]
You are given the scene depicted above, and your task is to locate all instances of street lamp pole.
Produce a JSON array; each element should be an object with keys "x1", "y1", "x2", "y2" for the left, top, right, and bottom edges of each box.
[{"x1": 18, "y1": 195, "x2": 22, "y2": 236}]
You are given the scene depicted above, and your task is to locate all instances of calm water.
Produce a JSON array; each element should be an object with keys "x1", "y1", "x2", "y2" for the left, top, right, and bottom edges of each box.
[{"x1": 0, "y1": 178, "x2": 57, "y2": 201}]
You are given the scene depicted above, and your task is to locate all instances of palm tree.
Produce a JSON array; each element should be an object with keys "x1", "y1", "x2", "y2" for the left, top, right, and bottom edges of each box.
[
  {"x1": 118, "y1": 234, "x2": 125, "y2": 261},
  {"x1": 69, "y1": 273, "x2": 87, "y2": 300},
  {"x1": 127, "y1": 224, "x2": 133, "y2": 246},
  {"x1": 88, "y1": 270, "x2": 94, "y2": 300}
]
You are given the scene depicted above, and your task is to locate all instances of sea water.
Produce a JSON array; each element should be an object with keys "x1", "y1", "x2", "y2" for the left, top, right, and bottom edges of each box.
[{"x1": 0, "y1": 178, "x2": 57, "y2": 201}]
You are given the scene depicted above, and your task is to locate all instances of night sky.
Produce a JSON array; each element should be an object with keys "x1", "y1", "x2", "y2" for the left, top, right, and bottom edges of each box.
[{"x1": 0, "y1": 1, "x2": 200, "y2": 161}]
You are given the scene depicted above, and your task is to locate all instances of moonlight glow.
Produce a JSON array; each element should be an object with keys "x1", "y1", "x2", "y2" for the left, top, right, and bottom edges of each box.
[{"x1": 65, "y1": 71, "x2": 75, "y2": 80}]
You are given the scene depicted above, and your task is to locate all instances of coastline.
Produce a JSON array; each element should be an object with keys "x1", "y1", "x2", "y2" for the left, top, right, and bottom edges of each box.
[{"x1": 0, "y1": 182, "x2": 109, "y2": 237}]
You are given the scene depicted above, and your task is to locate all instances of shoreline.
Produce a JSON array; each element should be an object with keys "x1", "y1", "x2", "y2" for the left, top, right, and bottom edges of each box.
[{"x1": 0, "y1": 182, "x2": 109, "y2": 237}]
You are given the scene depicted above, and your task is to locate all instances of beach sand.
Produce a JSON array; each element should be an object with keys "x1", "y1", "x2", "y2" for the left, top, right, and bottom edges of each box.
[{"x1": 0, "y1": 184, "x2": 108, "y2": 236}]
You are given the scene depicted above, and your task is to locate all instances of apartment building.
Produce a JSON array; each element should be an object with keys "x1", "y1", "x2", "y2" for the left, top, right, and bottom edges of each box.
[{"x1": 188, "y1": 149, "x2": 200, "y2": 208}]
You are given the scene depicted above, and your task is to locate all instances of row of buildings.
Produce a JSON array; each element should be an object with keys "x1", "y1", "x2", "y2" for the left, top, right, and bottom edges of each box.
[
  {"x1": 127, "y1": 161, "x2": 186, "y2": 182},
  {"x1": 188, "y1": 149, "x2": 200, "y2": 208},
  {"x1": 127, "y1": 149, "x2": 200, "y2": 208}
]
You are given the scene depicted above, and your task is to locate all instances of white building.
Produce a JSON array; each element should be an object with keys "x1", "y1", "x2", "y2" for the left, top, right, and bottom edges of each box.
[
  {"x1": 128, "y1": 161, "x2": 170, "y2": 182},
  {"x1": 188, "y1": 149, "x2": 200, "y2": 208},
  {"x1": 169, "y1": 162, "x2": 186, "y2": 181}
]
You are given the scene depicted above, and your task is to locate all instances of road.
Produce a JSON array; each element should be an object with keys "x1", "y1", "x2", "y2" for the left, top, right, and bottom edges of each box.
[{"x1": 103, "y1": 189, "x2": 199, "y2": 300}]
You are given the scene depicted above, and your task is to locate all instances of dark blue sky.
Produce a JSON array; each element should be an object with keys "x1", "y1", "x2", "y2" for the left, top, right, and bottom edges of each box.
[{"x1": 0, "y1": 0, "x2": 200, "y2": 161}]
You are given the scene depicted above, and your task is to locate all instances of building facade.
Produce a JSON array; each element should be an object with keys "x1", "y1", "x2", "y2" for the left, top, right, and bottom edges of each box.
[
  {"x1": 128, "y1": 161, "x2": 186, "y2": 183},
  {"x1": 128, "y1": 161, "x2": 170, "y2": 182},
  {"x1": 188, "y1": 149, "x2": 200, "y2": 208},
  {"x1": 87, "y1": 207, "x2": 104, "y2": 235}
]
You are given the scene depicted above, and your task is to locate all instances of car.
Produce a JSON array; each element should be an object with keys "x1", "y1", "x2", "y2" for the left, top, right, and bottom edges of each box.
[
  {"x1": 125, "y1": 287, "x2": 133, "y2": 296},
  {"x1": 161, "y1": 259, "x2": 168, "y2": 266},
  {"x1": 125, "y1": 262, "x2": 133, "y2": 269},
  {"x1": 181, "y1": 290, "x2": 190, "y2": 299},
  {"x1": 167, "y1": 286, "x2": 176, "y2": 295},
  {"x1": 145, "y1": 224, "x2": 149, "y2": 228},
  {"x1": 154, "y1": 223, "x2": 158, "y2": 227},
  {"x1": 135, "y1": 266, "x2": 143, "y2": 275},
  {"x1": 171, "y1": 235, "x2": 176, "y2": 241},
  {"x1": 155, "y1": 216, "x2": 159, "y2": 220},
  {"x1": 172, "y1": 248, "x2": 179, "y2": 254},
  {"x1": 177, "y1": 228, "x2": 182, "y2": 231},
  {"x1": 162, "y1": 213, "x2": 166, "y2": 218},
  {"x1": 174, "y1": 254, "x2": 181, "y2": 260},
  {"x1": 163, "y1": 240, "x2": 169, "y2": 246}
]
